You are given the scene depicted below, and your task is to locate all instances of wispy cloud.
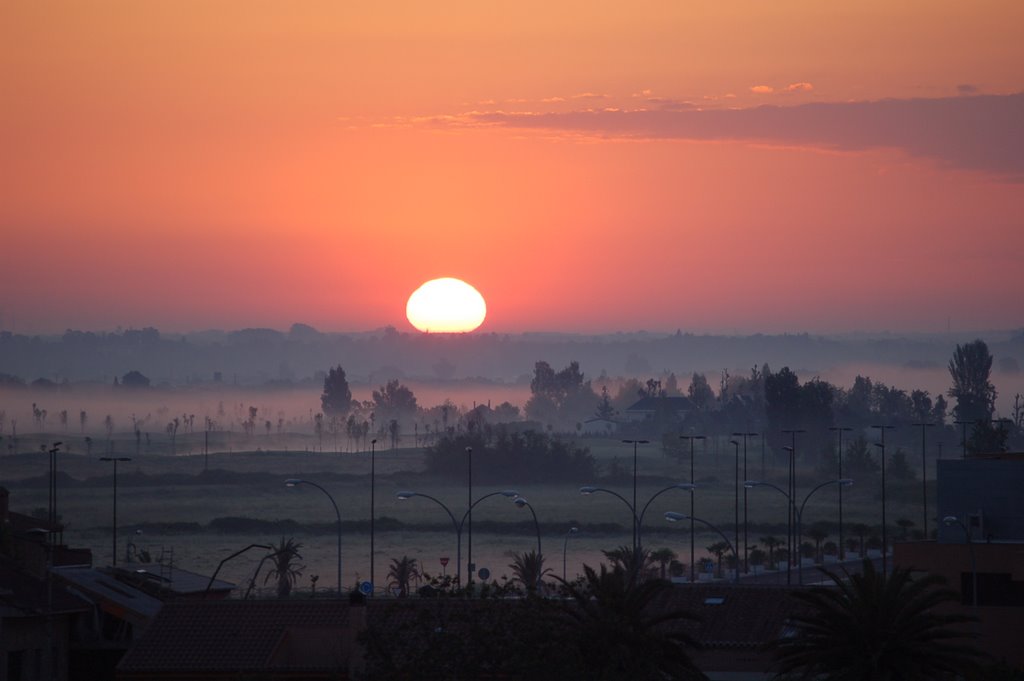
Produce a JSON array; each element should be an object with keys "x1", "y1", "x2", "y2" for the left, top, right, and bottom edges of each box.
[
  {"x1": 783, "y1": 82, "x2": 814, "y2": 93},
  {"x1": 750, "y1": 85, "x2": 775, "y2": 94},
  {"x1": 443, "y1": 93, "x2": 1024, "y2": 179}
]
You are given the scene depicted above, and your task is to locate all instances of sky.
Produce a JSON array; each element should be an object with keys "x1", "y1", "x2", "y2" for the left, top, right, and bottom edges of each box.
[{"x1": 2, "y1": 1, "x2": 1022, "y2": 335}]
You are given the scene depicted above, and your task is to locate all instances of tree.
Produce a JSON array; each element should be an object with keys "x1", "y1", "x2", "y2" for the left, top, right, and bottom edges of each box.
[
  {"x1": 760, "y1": 535, "x2": 783, "y2": 569},
  {"x1": 649, "y1": 547, "x2": 677, "y2": 580},
  {"x1": 687, "y1": 373, "x2": 714, "y2": 410},
  {"x1": 706, "y1": 542, "x2": 729, "y2": 579},
  {"x1": 265, "y1": 537, "x2": 305, "y2": 599},
  {"x1": 121, "y1": 370, "x2": 151, "y2": 388},
  {"x1": 595, "y1": 385, "x2": 617, "y2": 420},
  {"x1": 806, "y1": 522, "x2": 829, "y2": 563},
  {"x1": 386, "y1": 555, "x2": 420, "y2": 597},
  {"x1": 372, "y1": 379, "x2": 418, "y2": 424},
  {"x1": 560, "y1": 563, "x2": 706, "y2": 680},
  {"x1": 948, "y1": 339, "x2": 996, "y2": 424},
  {"x1": 508, "y1": 550, "x2": 552, "y2": 593},
  {"x1": 320, "y1": 365, "x2": 353, "y2": 417},
  {"x1": 524, "y1": 360, "x2": 598, "y2": 429},
  {"x1": 601, "y1": 545, "x2": 653, "y2": 581},
  {"x1": 772, "y1": 559, "x2": 981, "y2": 680}
]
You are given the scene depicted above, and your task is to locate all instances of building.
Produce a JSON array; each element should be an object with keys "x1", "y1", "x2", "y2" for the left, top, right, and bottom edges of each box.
[{"x1": 893, "y1": 453, "x2": 1024, "y2": 669}]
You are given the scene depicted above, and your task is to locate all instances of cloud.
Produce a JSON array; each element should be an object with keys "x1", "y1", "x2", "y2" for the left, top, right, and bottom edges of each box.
[
  {"x1": 456, "y1": 93, "x2": 1024, "y2": 179},
  {"x1": 783, "y1": 82, "x2": 814, "y2": 93},
  {"x1": 572, "y1": 92, "x2": 610, "y2": 100},
  {"x1": 541, "y1": 96, "x2": 566, "y2": 103},
  {"x1": 957, "y1": 84, "x2": 979, "y2": 95},
  {"x1": 750, "y1": 85, "x2": 775, "y2": 94}
]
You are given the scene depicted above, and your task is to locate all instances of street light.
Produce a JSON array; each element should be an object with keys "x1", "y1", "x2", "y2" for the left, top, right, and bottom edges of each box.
[
  {"x1": 580, "y1": 482, "x2": 696, "y2": 553},
  {"x1": 664, "y1": 512, "x2": 739, "y2": 584},
  {"x1": 781, "y1": 429, "x2": 805, "y2": 584},
  {"x1": 370, "y1": 438, "x2": 377, "y2": 597},
  {"x1": 622, "y1": 439, "x2": 649, "y2": 551},
  {"x1": 513, "y1": 497, "x2": 542, "y2": 566},
  {"x1": 732, "y1": 432, "x2": 757, "y2": 573},
  {"x1": 397, "y1": 490, "x2": 461, "y2": 583},
  {"x1": 285, "y1": 478, "x2": 343, "y2": 598},
  {"x1": 466, "y1": 446, "x2": 473, "y2": 582},
  {"x1": 828, "y1": 426, "x2": 852, "y2": 559},
  {"x1": 872, "y1": 424, "x2": 896, "y2": 575},
  {"x1": 399, "y1": 489, "x2": 519, "y2": 586},
  {"x1": 943, "y1": 515, "x2": 978, "y2": 615},
  {"x1": 745, "y1": 478, "x2": 853, "y2": 584},
  {"x1": 912, "y1": 422, "x2": 935, "y2": 539},
  {"x1": 99, "y1": 456, "x2": 131, "y2": 566},
  {"x1": 563, "y1": 527, "x2": 578, "y2": 582},
  {"x1": 730, "y1": 439, "x2": 740, "y2": 575},
  {"x1": 47, "y1": 442, "x2": 63, "y2": 540},
  {"x1": 679, "y1": 434, "x2": 706, "y2": 582}
]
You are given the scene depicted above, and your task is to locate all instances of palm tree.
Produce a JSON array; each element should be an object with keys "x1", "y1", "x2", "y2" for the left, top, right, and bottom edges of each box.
[
  {"x1": 649, "y1": 547, "x2": 678, "y2": 580},
  {"x1": 264, "y1": 537, "x2": 305, "y2": 599},
  {"x1": 760, "y1": 535, "x2": 782, "y2": 569},
  {"x1": 852, "y1": 523, "x2": 870, "y2": 555},
  {"x1": 508, "y1": 550, "x2": 552, "y2": 593},
  {"x1": 387, "y1": 555, "x2": 420, "y2": 597},
  {"x1": 561, "y1": 563, "x2": 706, "y2": 680},
  {"x1": 807, "y1": 523, "x2": 829, "y2": 564},
  {"x1": 706, "y1": 541, "x2": 729, "y2": 579},
  {"x1": 601, "y1": 544, "x2": 653, "y2": 582},
  {"x1": 772, "y1": 559, "x2": 982, "y2": 680}
]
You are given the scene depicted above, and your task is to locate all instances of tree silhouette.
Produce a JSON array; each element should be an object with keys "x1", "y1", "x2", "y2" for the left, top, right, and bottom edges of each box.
[
  {"x1": 264, "y1": 537, "x2": 305, "y2": 599},
  {"x1": 560, "y1": 563, "x2": 706, "y2": 680},
  {"x1": 649, "y1": 547, "x2": 678, "y2": 580},
  {"x1": 706, "y1": 542, "x2": 729, "y2": 579},
  {"x1": 806, "y1": 523, "x2": 829, "y2": 563},
  {"x1": 948, "y1": 339, "x2": 996, "y2": 424},
  {"x1": 386, "y1": 555, "x2": 420, "y2": 597},
  {"x1": 508, "y1": 549, "x2": 552, "y2": 593},
  {"x1": 320, "y1": 365, "x2": 352, "y2": 417},
  {"x1": 772, "y1": 559, "x2": 981, "y2": 680},
  {"x1": 760, "y1": 535, "x2": 783, "y2": 569}
]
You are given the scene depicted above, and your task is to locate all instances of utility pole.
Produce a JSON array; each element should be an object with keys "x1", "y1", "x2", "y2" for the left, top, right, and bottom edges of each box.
[
  {"x1": 732, "y1": 431, "x2": 757, "y2": 572},
  {"x1": 871, "y1": 425, "x2": 896, "y2": 574},
  {"x1": 912, "y1": 422, "x2": 935, "y2": 539},
  {"x1": 781, "y1": 429, "x2": 805, "y2": 585}
]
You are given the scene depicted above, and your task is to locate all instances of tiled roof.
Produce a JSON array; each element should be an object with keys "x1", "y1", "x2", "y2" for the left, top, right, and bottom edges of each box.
[{"x1": 118, "y1": 599, "x2": 354, "y2": 673}]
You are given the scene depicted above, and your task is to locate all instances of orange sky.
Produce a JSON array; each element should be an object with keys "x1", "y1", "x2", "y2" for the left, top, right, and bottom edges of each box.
[{"x1": 2, "y1": 1, "x2": 1022, "y2": 334}]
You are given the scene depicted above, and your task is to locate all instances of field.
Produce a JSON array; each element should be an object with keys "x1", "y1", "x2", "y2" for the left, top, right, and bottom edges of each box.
[{"x1": 1, "y1": 432, "x2": 930, "y2": 595}]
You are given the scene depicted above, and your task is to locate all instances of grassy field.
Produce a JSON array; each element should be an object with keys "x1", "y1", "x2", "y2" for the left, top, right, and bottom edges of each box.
[{"x1": 2, "y1": 434, "x2": 931, "y2": 594}]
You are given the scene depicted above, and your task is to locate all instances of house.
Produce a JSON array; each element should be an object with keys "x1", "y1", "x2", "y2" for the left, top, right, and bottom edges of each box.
[
  {"x1": 623, "y1": 396, "x2": 695, "y2": 423},
  {"x1": 893, "y1": 452, "x2": 1024, "y2": 669},
  {"x1": 580, "y1": 417, "x2": 619, "y2": 436}
]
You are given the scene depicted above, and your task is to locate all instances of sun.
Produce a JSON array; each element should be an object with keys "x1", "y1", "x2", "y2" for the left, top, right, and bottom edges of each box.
[{"x1": 406, "y1": 278, "x2": 487, "y2": 333}]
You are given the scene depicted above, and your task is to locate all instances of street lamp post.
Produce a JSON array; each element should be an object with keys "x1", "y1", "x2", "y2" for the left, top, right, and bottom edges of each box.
[
  {"x1": 399, "y1": 489, "x2": 519, "y2": 588},
  {"x1": 732, "y1": 432, "x2": 757, "y2": 573},
  {"x1": 680, "y1": 435, "x2": 706, "y2": 582},
  {"x1": 745, "y1": 478, "x2": 854, "y2": 584},
  {"x1": 942, "y1": 515, "x2": 978, "y2": 615},
  {"x1": 580, "y1": 482, "x2": 696, "y2": 554},
  {"x1": 912, "y1": 423, "x2": 935, "y2": 539},
  {"x1": 730, "y1": 439, "x2": 740, "y2": 575},
  {"x1": 47, "y1": 442, "x2": 63, "y2": 540},
  {"x1": 99, "y1": 456, "x2": 131, "y2": 566},
  {"x1": 828, "y1": 426, "x2": 852, "y2": 559},
  {"x1": 562, "y1": 527, "x2": 578, "y2": 582},
  {"x1": 781, "y1": 429, "x2": 805, "y2": 583},
  {"x1": 513, "y1": 496, "x2": 542, "y2": 558},
  {"x1": 622, "y1": 439, "x2": 649, "y2": 552},
  {"x1": 370, "y1": 438, "x2": 377, "y2": 597},
  {"x1": 664, "y1": 512, "x2": 739, "y2": 584},
  {"x1": 285, "y1": 479, "x2": 343, "y2": 597},
  {"x1": 871, "y1": 424, "x2": 895, "y2": 575},
  {"x1": 466, "y1": 446, "x2": 473, "y2": 582}
]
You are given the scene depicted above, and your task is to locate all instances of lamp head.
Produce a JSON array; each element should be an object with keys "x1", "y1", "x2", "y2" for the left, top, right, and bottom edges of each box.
[
  {"x1": 837, "y1": 478, "x2": 854, "y2": 487},
  {"x1": 465, "y1": 446, "x2": 473, "y2": 453},
  {"x1": 743, "y1": 480, "x2": 761, "y2": 489},
  {"x1": 500, "y1": 490, "x2": 519, "y2": 498},
  {"x1": 579, "y1": 486, "x2": 597, "y2": 495},
  {"x1": 513, "y1": 497, "x2": 528, "y2": 508},
  {"x1": 675, "y1": 482, "x2": 697, "y2": 491},
  {"x1": 371, "y1": 438, "x2": 377, "y2": 444},
  {"x1": 396, "y1": 491, "x2": 418, "y2": 500},
  {"x1": 284, "y1": 478, "x2": 303, "y2": 487},
  {"x1": 664, "y1": 511, "x2": 687, "y2": 522},
  {"x1": 783, "y1": 446, "x2": 794, "y2": 453},
  {"x1": 730, "y1": 440, "x2": 740, "y2": 446},
  {"x1": 569, "y1": 527, "x2": 578, "y2": 534},
  {"x1": 942, "y1": 515, "x2": 959, "y2": 526}
]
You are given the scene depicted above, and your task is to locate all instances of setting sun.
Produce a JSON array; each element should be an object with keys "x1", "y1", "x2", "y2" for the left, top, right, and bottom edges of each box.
[{"x1": 406, "y1": 278, "x2": 487, "y2": 333}]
